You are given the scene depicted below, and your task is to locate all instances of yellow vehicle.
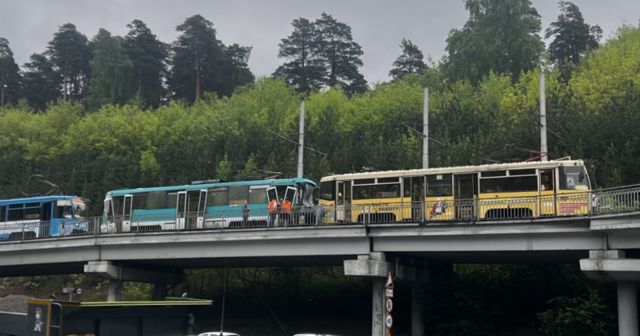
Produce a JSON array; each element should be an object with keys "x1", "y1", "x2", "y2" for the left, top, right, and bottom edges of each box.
[{"x1": 318, "y1": 159, "x2": 592, "y2": 223}]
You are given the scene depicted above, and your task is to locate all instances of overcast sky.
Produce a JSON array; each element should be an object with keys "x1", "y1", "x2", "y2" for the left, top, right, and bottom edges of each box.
[{"x1": 1, "y1": 0, "x2": 639, "y2": 84}]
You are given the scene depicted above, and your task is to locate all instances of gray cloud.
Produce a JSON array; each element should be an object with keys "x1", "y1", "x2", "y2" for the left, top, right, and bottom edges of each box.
[{"x1": 1, "y1": 0, "x2": 638, "y2": 84}]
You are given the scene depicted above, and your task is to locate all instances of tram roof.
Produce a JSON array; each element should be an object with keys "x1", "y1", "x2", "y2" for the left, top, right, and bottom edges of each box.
[
  {"x1": 320, "y1": 159, "x2": 585, "y2": 181},
  {"x1": 106, "y1": 178, "x2": 316, "y2": 196},
  {"x1": 0, "y1": 195, "x2": 82, "y2": 205}
]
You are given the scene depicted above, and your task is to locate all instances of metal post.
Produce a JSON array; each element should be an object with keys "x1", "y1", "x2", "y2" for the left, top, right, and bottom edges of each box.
[
  {"x1": 423, "y1": 87, "x2": 429, "y2": 169},
  {"x1": 412, "y1": 283, "x2": 425, "y2": 336},
  {"x1": 372, "y1": 277, "x2": 385, "y2": 336},
  {"x1": 540, "y1": 71, "x2": 548, "y2": 161},
  {"x1": 297, "y1": 100, "x2": 305, "y2": 178},
  {"x1": 618, "y1": 281, "x2": 639, "y2": 336}
]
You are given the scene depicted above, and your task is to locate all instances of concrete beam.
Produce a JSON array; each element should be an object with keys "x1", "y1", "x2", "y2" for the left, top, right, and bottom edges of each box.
[
  {"x1": 581, "y1": 250, "x2": 640, "y2": 282},
  {"x1": 84, "y1": 261, "x2": 184, "y2": 284}
]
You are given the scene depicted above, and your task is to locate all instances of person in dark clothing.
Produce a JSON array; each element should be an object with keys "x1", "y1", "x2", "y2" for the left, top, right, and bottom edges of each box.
[{"x1": 242, "y1": 202, "x2": 250, "y2": 227}]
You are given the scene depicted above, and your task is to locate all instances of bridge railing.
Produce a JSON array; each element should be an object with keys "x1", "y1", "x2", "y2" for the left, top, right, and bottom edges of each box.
[{"x1": 0, "y1": 186, "x2": 639, "y2": 241}]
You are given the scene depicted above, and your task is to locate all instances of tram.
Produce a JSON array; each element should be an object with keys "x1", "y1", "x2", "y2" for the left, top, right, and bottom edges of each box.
[{"x1": 319, "y1": 159, "x2": 593, "y2": 223}]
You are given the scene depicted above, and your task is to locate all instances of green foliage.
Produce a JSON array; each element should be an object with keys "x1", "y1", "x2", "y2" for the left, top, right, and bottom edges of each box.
[
  {"x1": 545, "y1": 1, "x2": 602, "y2": 68},
  {"x1": 443, "y1": 0, "x2": 544, "y2": 84},
  {"x1": 0, "y1": 38, "x2": 22, "y2": 106},
  {"x1": 87, "y1": 29, "x2": 136, "y2": 111},
  {"x1": 46, "y1": 23, "x2": 92, "y2": 103},
  {"x1": 389, "y1": 38, "x2": 427, "y2": 80},
  {"x1": 21, "y1": 53, "x2": 60, "y2": 111},
  {"x1": 217, "y1": 153, "x2": 233, "y2": 181},
  {"x1": 538, "y1": 289, "x2": 617, "y2": 336}
]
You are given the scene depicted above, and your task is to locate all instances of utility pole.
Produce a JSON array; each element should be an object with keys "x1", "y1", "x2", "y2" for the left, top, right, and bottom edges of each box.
[
  {"x1": 540, "y1": 72, "x2": 548, "y2": 161},
  {"x1": 297, "y1": 100, "x2": 305, "y2": 178},
  {"x1": 423, "y1": 87, "x2": 429, "y2": 169}
]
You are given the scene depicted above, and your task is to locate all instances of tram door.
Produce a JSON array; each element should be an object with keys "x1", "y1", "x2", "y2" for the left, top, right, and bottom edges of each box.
[
  {"x1": 176, "y1": 191, "x2": 187, "y2": 230},
  {"x1": 122, "y1": 195, "x2": 133, "y2": 232},
  {"x1": 454, "y1": 174, "x2": 476, "y2": 220},
  {"x1": 336, "y1": 181, "x2": 349, "y2": 222},
  {"x1": 196, "y1": 190, "x2": 207, "y2": 229}
]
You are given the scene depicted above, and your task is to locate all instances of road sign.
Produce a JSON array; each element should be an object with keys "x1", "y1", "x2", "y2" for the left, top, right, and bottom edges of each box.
[
  {"x1": 386, "y1": 298, "x2": 393, "y2": 313},
  {"x1": 62, "y1": 287, "x2": 81, "y2": 294},
  {"x1": 385, "y1": 288, "x2": 394, "y2": 297},
  {"x1": 385, "y1": 313, "x2": 393, "y2": 329},
  {"x1": 386, "y1": 330, "x2": 392, "y2": 336},
  {"x1": 385, "y1": 272, "x2": 394, "y2": 289}
]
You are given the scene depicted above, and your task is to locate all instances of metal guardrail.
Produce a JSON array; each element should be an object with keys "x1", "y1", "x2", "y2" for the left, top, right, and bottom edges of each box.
[{"x1": 0, "y1": 187, "x2": 638, "y2": 241}]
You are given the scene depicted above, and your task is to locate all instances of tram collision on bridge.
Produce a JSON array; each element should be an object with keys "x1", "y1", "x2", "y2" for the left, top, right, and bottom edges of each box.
[
  {"x1": 102, "y1": 178, "x2": 317, "y2": 233},
  {"x1": 319, "y1": 159, "x2": 593, "y2": 223},
  {"x1": 0, "y1": 196, "x2": 90, "y2": 240}
]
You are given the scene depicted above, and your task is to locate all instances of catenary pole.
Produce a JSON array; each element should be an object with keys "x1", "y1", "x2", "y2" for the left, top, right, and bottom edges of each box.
[
  {"x1": 423, "y1": 87, "x2": 429, "y2": 169},
  {"x1": 297, "y1": 100, "x2": 305, "y2": 178},
  {"x1": 540, "y1": 71, "x2": 548, "y2": 161}
]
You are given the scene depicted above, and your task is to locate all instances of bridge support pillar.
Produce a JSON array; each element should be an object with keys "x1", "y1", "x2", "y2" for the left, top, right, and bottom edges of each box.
[
  {"x1": 618, "y1": 281, "x2": 638, "y2": 336},
  {"x1": 581, "y1": 250, "x2": 640, "y2": 336},
  {"x1": 412, "y1": 283, "x2": 425, "y2": 336},
  {"x1": 372, "y1": 277, "x2": 386, "y2": 336},
  {"x1": 85, "y1": 261, "x2": 184, "y2": 301},
  {"x1": 108, "y1": 280, "x2": 122, "y2": 302}
]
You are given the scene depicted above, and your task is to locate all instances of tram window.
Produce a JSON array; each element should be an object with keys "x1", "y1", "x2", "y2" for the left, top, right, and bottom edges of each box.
[
  {"x1": 353, "y1": 185, "x2": 374, "y2": 200},
  {"x1": 0, "y1": 206, "x2": 5, "y2": 222},
  {"x1": 8, "y1": 209, "x2": 24, "y2": 221},
  {"x1": 376, "y1": 184, "x2": 400, "y2": 198},
  {"x1": 165, "y1": 193, "x2": 178, "y2": 208},
  {"x1": 378, "y1": 177, "x2": 399, "y2": 184},
  {"x1": 559, "y1": 166, "x2": 590, "y2": 190},
  {"x1": 482, "y1": 171, "x2": 507, "y2": 177},
  {"x1": 207, "y1": 187, "x2": 228, "y2": 206},
  {"x1": 480, "y1": 176, "x2": 538, "y2": 193},
  {"x1": 112, "y1": 197, "x2": 124, "y2": 216},
  {"x1": 229, "y1": 186, "x2": 248, "y2": 206},
  {"x1": 426, "y1": 174, "x2": 453, "y2": 197},
  {"x1": 540, "y1": 170, "x2": 555, "y2": 192},
  {"x1": 146, "y1": 191, "x2": 166, "y2": 210},
  {"x1": 56, "y1": 200, "x2": 73, "y2": 219},
  {"x1": 354, "y1": 179, "x2": 375, "y2": 185},
  {"x1": 132, "y1": 194, "x2": 147, "y2": 210},
  {"x1": 510, "y1": 169, "x2": 536, "y2": 176},
  {"x1": 25, "y1": 207, "x2": 40, "y2": 219},
  {"x1": 319, "y1": 181, "x2": 335, "y2": 201},
  {"x1": 249, "y1": 188, "x2": 268, "y2": 204}
]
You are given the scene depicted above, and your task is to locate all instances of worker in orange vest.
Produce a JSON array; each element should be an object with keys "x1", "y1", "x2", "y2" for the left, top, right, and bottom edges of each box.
[
  {"x1": 268, "y1": 198, "x2": 278, "y2": 227},
  {"x1": 281, "y1": 198, "x2": 292, "y2": 225}
]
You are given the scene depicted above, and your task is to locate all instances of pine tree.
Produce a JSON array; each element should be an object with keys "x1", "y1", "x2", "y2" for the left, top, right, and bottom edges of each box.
[
  {"x1": 315, "y1": 13, "x2": 367, "y2": 95},
  {"x1": 389, "y1": 38, "x2": 427, "y2": 79},
  {"x1": 123, "y1": 19, "x2": 168, "y2": 108},
  {"x1": 545, "y1": 1, "x2": 602, "y2": 67},
  {"x1": 224, "y1": 44, "x2": 255, "y2": 89},
  {"x1": 0, "y1": 38, "x2": 22, "y2": 106},
  {"x1": 46, "y1": 23, "x2": 92, "y2": 102},
  {"x1": 274, "y1": 18, "x2": 324, "y2": 93},
  {"x1": 22, "y1": 53, "x2": 61, "y2": 111},
  {"x1": 169, "y1": 15, "x2": 223, "y2": 102},
  {"x1": 87, "y1": 29, "x2": 135, "y2": 111},
  {"x1": 444, "y1": 0, "x2": 544, "y2": 84}
]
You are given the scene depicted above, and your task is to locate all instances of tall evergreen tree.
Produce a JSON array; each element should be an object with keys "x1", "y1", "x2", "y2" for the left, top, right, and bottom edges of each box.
[
  {"x1": 169, "y1": 15, "x2": 223, "y2": 102},
  {"x1": 224, "y1": 44, "x2": 255, "y2": 88},
  {"x1": 123, "y1": 19, "x2": 168, "y2": 108},
  {"x1": 444, "y1": 0, "x2": 544, "y2": 84},
  {"x1": 545, "y1": 1, "x2": 602, "y2": 67},
  {"x1": 22, "y1": 53, "x2": 61, "y2": 111},
  {"x1": 46, "y1": 23, "x2": 92, "y2": 102},
  {"x1": 87, "y1": 29, "x2": 135, "y2": 111},
  {"x1": 389, "y1": 38, "x2": 427, "y2": 79},
  {"x1": 0, "y1": 38, "x2": 21, "y2": 106},
  {"x1": 274, "y1": 18, "x2": 324, "y2": 93},
  {"x1": 315, "y1": 13, "x2": 367, "y2": 95}
]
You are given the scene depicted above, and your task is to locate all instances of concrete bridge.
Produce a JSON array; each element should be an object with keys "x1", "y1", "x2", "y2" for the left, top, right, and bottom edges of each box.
[{"x1": 1, "y1": 210, "x2": 640, "y2": 335}]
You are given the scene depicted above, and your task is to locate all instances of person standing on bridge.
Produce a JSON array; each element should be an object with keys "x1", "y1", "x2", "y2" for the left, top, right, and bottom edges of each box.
[
  {"x1": 281, "y1": 197, "x2": 291, "y2": 225},
  {"x1": 242, "y1": 202, "x2": 250, "y2": 227},
  {"x1": 269, "y1": 197, "x2": 278, "y2": 227}
]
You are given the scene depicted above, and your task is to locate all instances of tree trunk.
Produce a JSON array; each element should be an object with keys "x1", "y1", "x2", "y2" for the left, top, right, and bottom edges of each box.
[
  {"x1": 195, "y1": 68, "x2": 201, "y2": 101},
  {"x1": 63, "y1": 60, "x2": 68, "y2": 102}
]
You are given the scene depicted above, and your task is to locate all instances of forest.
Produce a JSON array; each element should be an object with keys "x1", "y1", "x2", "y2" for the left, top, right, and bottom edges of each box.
[{"x1": 0, "y1": 0, "x2": 639, "y2": 335}]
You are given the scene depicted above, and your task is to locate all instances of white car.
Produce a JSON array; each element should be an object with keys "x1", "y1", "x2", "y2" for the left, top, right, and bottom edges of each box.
[{"x1": 198, "y1": 332, "x2": 240, "y2": 336}]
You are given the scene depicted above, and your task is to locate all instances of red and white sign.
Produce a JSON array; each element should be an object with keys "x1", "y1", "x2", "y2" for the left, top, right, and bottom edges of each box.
[
  {"x1": 385, "y1": 272, "x2": 394, "y2": 289},
  {"x1": 386, "y1": 298, "x2": 393, "y2": 313},
  {"x1": 386, "y1": 313, "x2": 393, "y2": 329}
]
